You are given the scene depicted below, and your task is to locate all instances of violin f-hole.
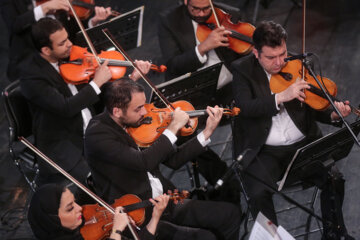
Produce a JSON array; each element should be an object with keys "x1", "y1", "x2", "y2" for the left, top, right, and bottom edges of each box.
[{"x1": 279, "y1": 72, "x2": 293, "y2": 81}]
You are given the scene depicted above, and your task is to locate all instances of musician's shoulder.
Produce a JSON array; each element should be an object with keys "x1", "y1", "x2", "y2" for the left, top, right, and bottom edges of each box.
[{"x1": 231, "y1": 53, "x2": 255, "y2": 70}]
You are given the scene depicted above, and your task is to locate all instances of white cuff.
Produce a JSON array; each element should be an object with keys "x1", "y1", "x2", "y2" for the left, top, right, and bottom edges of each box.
[
  {"x1": 34, "y1": 5, "x2": 45, "y2": 21},
  {"x1": 195, "y1": 46, "x2": 207, "y2": 64},
  {"x1": 88, "y1": 17, "x2": 95, "y2": 28},
  {"x1": 89, "y1": 81, "x2": 101, "y2": 95},
  {"x1": 163, "y1": 129, "x2": 177, "y2": 145},
  {"x1": 197, "y1": 131, "x2": 211, "y2": 147}
]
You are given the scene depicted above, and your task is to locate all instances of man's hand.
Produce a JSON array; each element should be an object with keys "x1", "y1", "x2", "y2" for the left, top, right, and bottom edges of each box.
[
  {"x1": 41, "y1": 0, "x2": 69, "y2": 15},
  {"x1": 203, "y1": 106, "x2": 223, "y2": 140},
  {"x1": 167, "y1": 108, "x2": 190, "y2": 135},
  {"x1": 198, "y1": 26, "x2": 231, "y2": 56},
  {"x1": 112, "y1": 207, "x2": 129, "y2": 233},
  {"x1": 331, "y1": 101, "x2": 352, "y2": 120},
  {"x1": 90, "y1": 6, "x2": 112, "y2": 26},
  {"x1": 92, "y1": 59, "x2": 112, "y2": 88},
  {"x1": 129, "y1": 60, "x2": 152, "y2": 81},
  {"x1": 150, "y1": 194, "x2": 170, "y2": 220},
  {"x1": 276, "y1": 79, "x2": 310, "y2": 105}
]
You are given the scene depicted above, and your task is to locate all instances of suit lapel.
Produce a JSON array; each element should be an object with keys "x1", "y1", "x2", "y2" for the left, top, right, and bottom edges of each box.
[
  {"x1": 34, "y1": 54, "x2": 73, "y2": 97},
  {"x1": 253, "y1": 58, "x2": 272, "y2": 96},
  {"x1": 102, "y1": 112, "x2": 139, "y2": 149},
  {"x1": 179, "y1": 6, "x2": 197, "y2": 50}
]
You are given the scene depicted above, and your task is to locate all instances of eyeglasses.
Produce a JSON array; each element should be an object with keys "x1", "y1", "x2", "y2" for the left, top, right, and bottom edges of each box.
[{"x1": 188, "y1": 4, "x2": 212, "y2": 14}]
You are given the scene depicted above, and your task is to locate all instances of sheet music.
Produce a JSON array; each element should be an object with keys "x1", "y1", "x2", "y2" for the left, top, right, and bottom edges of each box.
[{"x1": 249, "y1": 212, "x2": 295, "y2": 240}]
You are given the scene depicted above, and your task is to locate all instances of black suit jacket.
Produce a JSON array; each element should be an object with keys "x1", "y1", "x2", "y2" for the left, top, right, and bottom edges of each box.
[
  {"x1": 84, "y1": 111, "x2": 206, "y2": 213},
  {"x1": 231, "y1": 54, "x2": 335, "y2": 168},
  {"x1": 20, "y1": 53, "x2": 100, "y2": 176},
  {"x1": 1, "y1": 0, "x2": 84, "y2": 81},
  {"x1": 158, "y1": 3, "x2": 240, "y2": 80}
]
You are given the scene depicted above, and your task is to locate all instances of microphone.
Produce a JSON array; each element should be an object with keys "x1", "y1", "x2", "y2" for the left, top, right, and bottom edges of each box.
[
  {"x1": 284, "y1": 52, "x2": 313, "y2": 62},
  {"x1": 214, "y1": 149, "x2": 250, "y2": 190}
]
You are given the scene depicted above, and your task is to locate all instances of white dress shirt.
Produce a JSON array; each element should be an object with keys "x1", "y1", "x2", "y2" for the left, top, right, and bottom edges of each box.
[
  {"x1": 50, "y1": 62, "x2": 101, "y2": 133},
  {"x1": 147, "y1": 129, "x2": 211, "y2": 198},
  {"x1": 191, "y1": 21, "x2": 233, "y2": 89},
  {"x1": 264, "y1": 71, "x2": 305, "y2": 146}
]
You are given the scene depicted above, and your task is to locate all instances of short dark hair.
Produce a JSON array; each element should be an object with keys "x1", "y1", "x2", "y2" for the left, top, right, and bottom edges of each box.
[
  {"x1": 31, "y1": 18, "x2": 64, "y2": 52},
  {"x1": 103, "y1": 79, "x2": 145, "y2": 113},
  {"x1": 252, "y1": 21, "x2": 287, "y2": 51}
]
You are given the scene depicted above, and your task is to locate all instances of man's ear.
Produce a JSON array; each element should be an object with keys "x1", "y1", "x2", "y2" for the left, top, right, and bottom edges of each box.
[
  {"x1": 112, "y1": 107, "x2": 123, "y2": 118},
  {"x1": 184, "y1": 0, "x2": 188, "y2": 6},
  {"x1": 252, "y1": 48, "x2": 259, "y2": 59},
  {"x1": 41, "y1": 46, "x2": 51, "y2": 57}
]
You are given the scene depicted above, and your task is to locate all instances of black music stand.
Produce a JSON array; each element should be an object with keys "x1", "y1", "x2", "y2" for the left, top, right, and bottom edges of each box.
[
  {"x1": 74, "y1": 6, "x2": 144, "y2": 51},
  {"x1": 278, "y1": 119, "x2": 360, "y2": 191},
  {"x1": 149, "y1": 62, "x2": 222, "y2": 110}
]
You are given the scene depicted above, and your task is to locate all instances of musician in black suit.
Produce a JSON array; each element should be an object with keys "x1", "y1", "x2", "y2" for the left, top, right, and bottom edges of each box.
[
  {"x1": 231, "y1": 20, "x2": 353, "y2": 239},
  {"x1": 158, "y1": 0, "x2": 247, "y2": 196},
  {"x1": 20, "y1": 18, "x2": 150, "y2": 186},
  {"x1": 1, "y1": 0, "x2": 113, "y2": 81},
  {"x1": 84, "y1": 79, "x2": 241, "y2": 240},
  {"x1": 158, "y1": 0, "x2": 241, "y2": 83}
]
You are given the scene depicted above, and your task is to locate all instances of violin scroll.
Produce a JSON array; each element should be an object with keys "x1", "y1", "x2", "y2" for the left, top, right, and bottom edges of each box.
[
  {"x1": 223, "y1": 107, "x2": 240, "y2": 117},
  {"x1": 167, "y1": 189, "x2": 190, "y2": 204}
]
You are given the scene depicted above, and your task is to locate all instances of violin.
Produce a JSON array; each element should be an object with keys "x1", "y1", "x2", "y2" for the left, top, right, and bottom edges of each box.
[
  {"x1": 270, "y1": 59, "x2": 337, "y2": 111},
  {"x1": 196, "y1": 2, "x2": 255, "y2": 55},
  {"x1": 36, "y1": 0, "x2": 120, "y2": 20},
  {"x1": 60, "y1": 45, "x2": 167, "y2": 84},
  {"x1": 19, "y1": 137, "x2": 140, "y2": 240},
  {"x1": 127, "y1": 100, "x2": 241, "y2": 147},
  {"x1": 80, "y1": 190, "x2": 189, "y2": 240},
  {"x1": 270, "y1": 59, "x2": 360, "y2": 115},
  {"x1": 102, "y1": 29, "x2": 241, "y2": 147}
]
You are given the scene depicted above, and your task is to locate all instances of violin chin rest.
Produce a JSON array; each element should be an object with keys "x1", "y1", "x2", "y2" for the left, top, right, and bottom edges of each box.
[{"x1": 140, "y1": 117, "x2": 153, "y2": 125}]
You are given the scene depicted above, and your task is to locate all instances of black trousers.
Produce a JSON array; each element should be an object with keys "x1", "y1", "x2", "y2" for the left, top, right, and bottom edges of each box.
[
  {"x1": 242, "y1": 140, "x2": 348, "y2": 238},
  {"x1": 157, "y1": 199, "x2": 241, "y2": 240}
]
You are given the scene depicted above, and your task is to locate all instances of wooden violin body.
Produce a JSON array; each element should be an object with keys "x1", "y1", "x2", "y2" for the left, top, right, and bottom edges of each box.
[
  {"x1": 196, "y1": 7, "x2": 255, "y2": 55},
  {"x1": 127, "y1": 100, "x2": 198, "y2": 147},
  {"x1": 60, "y1": 45, "x2": 167, "y2": 84},
  {"x1": 60, "y1": 45, "x2": 128, "y2": 84},
  {"x1": 127, "y1": 100, "x2": 240, "y2": 147},
  {"x1": 80, "y1": 191, "x2": 189, "y2": 240},
  {"x1": 36, "y1": 0, "x2": 95, "y2": 20},
  {"x1": 270, "y1": 59, "x2": 337, "y2": 111},
  {"x1": 36, "y1": 0, "x2": 121, "y2": 20}
]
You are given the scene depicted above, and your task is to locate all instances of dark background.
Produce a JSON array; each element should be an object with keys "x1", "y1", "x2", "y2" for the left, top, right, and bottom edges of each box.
[{"x1": 0, "y1": 0, "x2": 359, "y2": 239}]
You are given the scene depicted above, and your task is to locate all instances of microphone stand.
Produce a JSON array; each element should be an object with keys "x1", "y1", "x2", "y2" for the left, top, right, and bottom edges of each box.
[
  {"x1": 229, "y1": 114, "x2": 251, "y2": 240},
  {"x1": 302, "y1": 59, "x2": 360, "y2": 147}
]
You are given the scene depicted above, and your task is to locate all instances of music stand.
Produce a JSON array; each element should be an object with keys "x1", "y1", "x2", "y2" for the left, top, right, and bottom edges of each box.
[
  {"x1": 74, "y1": 6, "x2": 144, "y2": 51},
  {"x1": 278, "y1": 119, "x2": 360, "y2": 191},
  {"x1": 149, "y1": 62, "x2": 222, "y2": 109}
]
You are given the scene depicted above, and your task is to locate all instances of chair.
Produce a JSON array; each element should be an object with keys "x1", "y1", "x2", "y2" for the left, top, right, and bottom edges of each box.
[{"x1": 2, "y1": 80, "x2": 38, "y2": 192}]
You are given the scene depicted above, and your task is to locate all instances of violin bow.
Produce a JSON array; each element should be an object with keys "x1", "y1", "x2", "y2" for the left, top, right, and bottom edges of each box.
[
  {"x1": 299, "y1": 0, "x2": 360, "y2": 146},
  {"x1": 301, "y1": 0, "x2": 306, "y2": 81},
  {"x1": 208, "y1": 0, "x2": 221, "y2": 27},
  {"x1": 19, "y1": 137, "x2": 140, "y2": 240},
  {"x1": 62, "y1": 2, "x2": 140, "y2": 238},
  {"x1": 101, "y1": 28, "x2": 176, "y2": 111},
  {"x1": 65, "y1": 0, "x2": 100, "y2": 64}
]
